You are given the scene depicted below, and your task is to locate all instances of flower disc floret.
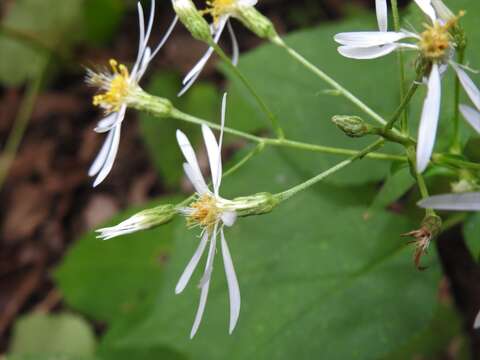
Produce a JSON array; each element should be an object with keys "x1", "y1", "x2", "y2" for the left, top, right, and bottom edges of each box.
[
  {"x1": 419, "y1": 22, "x2": 452, "y2": 61},
  {"x1": 202, "y1": 0, "x2": 236, "y2": 25},
  {"x1": 89, "y1": 59, "x2": 132, "y2": 114},
  {"x1": 186, "y1": 194, "x2": 222, "y2": 231}
]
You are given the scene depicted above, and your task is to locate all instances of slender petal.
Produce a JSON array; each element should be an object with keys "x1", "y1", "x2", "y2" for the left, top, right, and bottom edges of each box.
[
  {"x1": 175, "y1": 231, "x2": 210, "y2": 294},
  {"x1": 221, "y1": 230, "x2": 240, "y2": 334},
  {"x1": 151, "y1": 16, "x2": 179, "y2": 59},
  {"x1": 176, "y1": 130, "x2": 208, "y2": 193},
  {"x1": 418, "y1": 192, "x2": 480, "y2": 211},
  {"x1": 94, "y1": 113, "x2": 119, "y2": 133},
  {"x1": 89, "y1": 127, "x2": 116, "y2": 177},
  {"x1": 221, "y1": 211, "x2": 237, "y2": 227},
  {"x1": 413, "y1": 0, "x2": 437, "y2": 23},
  {"x1": 416, "y1": 63, "x2": 441, "y2": 173},
  {"x1": 452, "y1": 64, "x2": 480, "y2": 110},
  {"x1": 183, "y1": 163, "x2": 209, "y2": 194},
  {"x1": 460, "y1": 105, "x2": 480, "y2": 134},
  {"x1": 338, "y1": 44, "x2": 399, "y2": 59},
  {"x1": 190, "y1": 227, "x2": 218, "y2": 338},
  {"x1": 334, "y1": 31, "x2": 415, "y2": 47},
  {"x1": 375, "y1": 0, "x2": 388, "y2": 32},
  {"x1": 475, "y1": 310, "x2": 480, "y2": 329},
  {"x1": 202, "y1": 125, "x2": 222, "y2": 195},
  {"x1": 93, "y1": 122, "x2": 122, "y2": 187},
  {"x1": 227, "y1": 21, "x2": 239, "y2": 66}
]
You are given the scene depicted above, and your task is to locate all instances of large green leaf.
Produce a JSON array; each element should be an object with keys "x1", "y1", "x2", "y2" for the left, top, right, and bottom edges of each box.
[
  {"x1": 9, "y1": 313, "x2": 96, "y2": 358},
  {"x1": 55, "y1": 198, "x2": 179, "y2": 323},
  {"x1": 109, "y1": 147, "x2": 440, "y2": 360},
  {"x1": 0, "y1": 0, "x2": 83, "y2": 85}
]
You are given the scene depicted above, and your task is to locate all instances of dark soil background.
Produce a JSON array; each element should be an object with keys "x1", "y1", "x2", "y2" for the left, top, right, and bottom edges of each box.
[{"x1": 4, "y1": 0, "x2": 478, "y2": 358}]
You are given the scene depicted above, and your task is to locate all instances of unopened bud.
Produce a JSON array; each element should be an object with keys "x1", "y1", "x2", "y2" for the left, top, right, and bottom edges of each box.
[
  {"x1": 172, "y1": 0, "x2": 212, "y2": 43},
  {"x1": 231, "y1": 192, "x2": 280, "y2": 217},
  {"x1": 451, "y1": 179, "x2": 477, "y2": 193},
  {"x1": 332, "y1": 115, "x2": 372, "y2": 138},
  {"x1": 97, "y1": 204, "x2": 176, "y2": 240},
  {"x1": 236, "y1": 7, "x2": 277, "y2": 40}
]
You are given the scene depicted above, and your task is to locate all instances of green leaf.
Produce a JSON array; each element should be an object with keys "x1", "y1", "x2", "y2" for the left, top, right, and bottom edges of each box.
[
  {"x1": 224, "y1": 15, "x2": 404, "y2": 186},
  {"x1": 463, "y1": 213, "x2": 480, "y2": 261},
  {"x1": 111, "y1": 147, "x2": 440, "y2": 360},
  {"x1": 55, "y1": 197, "x2": 180, "y2": 323},
  {"x1": 83, "y1": 0, "x2": 126, "y2": 45},
  {"x1": 9, "y1": 313, "x2": 96, "y2": 358},
  {"x1": 0, "y1": 0, "x2": 83, "y2": 86},
  {"x1": 139, "y1": 72, "x2": 219, "y2": 189}
]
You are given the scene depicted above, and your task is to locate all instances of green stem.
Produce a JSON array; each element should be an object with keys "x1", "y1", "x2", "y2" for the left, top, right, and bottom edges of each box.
[
  {"x1": 385, "y1": 75, "x2": 421, "y2": 131},
  {"x1": 451, "y1": 47, "x2": 466, "y2": 154},
  {"x1": 0, "y1": 66, "x2": 46, "y2": 189},
  {"x1": 390, "y1": 0, "x2": 409, "y2": 133},
  {"x1": 211, "y1": 42, "x2": 285, "y2": 139},
  {"x1": 272, "y1": 36, "x2": 396, "y2": 131},
  {"x1": 168, "y1": 107, "x2": 405, "y2": 161},
  {"x1": 276, "y1": 139, "x2": 384, "y2": 201}
]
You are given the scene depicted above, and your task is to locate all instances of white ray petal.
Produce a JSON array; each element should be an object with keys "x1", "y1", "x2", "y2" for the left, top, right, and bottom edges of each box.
[
  {"x1": 89, "y1": 126, "x2": 115, "y2": 177},
  {"x1": 418, "y1": 192, "x2": 480, "y2": 211},
  {"x1": 221, "y1": 211, "x2": 237, "y2": 227},
  {"x1": 238, "y1": 0, "x2": 257, "y2": 5},
  {"x1": 338, "y1": 44, "x2": 399, "y2": 59},
  {"x1": 183, "y1": 163, "x2": 209, "y2": 194},
  {"x1": 416, "y1": 63, "x2": 441, "y2": 173},
  {"x1": 190, "y1": 227, "x2": 218, "y2": 338},
  {"x1": 94, "y1": 113, "x2": 119, "y2": 133},
  {"x1": 227, "y1": 21, "x2": 239, "y2": 66},
  {"x1": 176, "y1": 130, "x2": 208, "y2": 193},
  {"x1": 175, "y1": 231, "x2": 209, "y2": 294},
  {"x1": 452, "y1": 64, "x2": 480, "y2": 110},
  {"x1": 414, "y1": 0, "x2": 437, "y2": 23},
  {"x1": 93, "y1": 122, "x2": 122, "y2": 187},
  {"x1": 460, "y1": 105, "x2": 480, "y2": 134},
  {"x1": 475, "y1": 310, "x2": 480, "y2": 329},
  {"x1": 202, "y1": 125, "x2": 222, "y2": 195},
  {"x1": 221, "y1": 229, "x2": 240, "y2": 334},
  {"x1": 150, "y1": 16, "x2": 179, "y2": 59},
  {"x1": 375, "y1": 0, "x2": 388, "y2": 32},
  {"x1": 334, "y1": 31, "x2": 414, "y2": 47}
]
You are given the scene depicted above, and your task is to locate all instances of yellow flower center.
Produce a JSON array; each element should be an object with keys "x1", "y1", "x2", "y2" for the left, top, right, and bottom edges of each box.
[
  {"x1": 418, "y1": 12, "x2": 463, "y2": 61},
  {"x1": 187, "y1": 194, "x2": 221, "y2": 231},
  {"x1": 202, "y1": 0, "x2": 236, "y2": 25},
  {"x1": 92, "y1": 59, "x2": 131, "y2": 113}
]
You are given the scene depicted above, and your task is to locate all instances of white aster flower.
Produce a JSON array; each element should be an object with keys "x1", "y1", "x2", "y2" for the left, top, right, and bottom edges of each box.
[
  {"x1": 334, "y1": 0, "x2": 480, "y2": 173},
  {"x1": 173, "y1": 0, "x2": 257, "y2": 96},
  {"x1": 175, "y1": 93, "x2": 241, "y2": 338},
  {"x1": 86, "y1": 0, "x2": 178, "y2": 187}
]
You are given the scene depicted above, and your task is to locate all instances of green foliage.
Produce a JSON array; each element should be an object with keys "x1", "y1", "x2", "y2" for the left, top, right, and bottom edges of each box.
[
  {"x1": 9, "y1": 313, "x2": 96, "y2": 359},
  {"x1": 101, "y1": 148, "x2": 440, "y2": 360},
  {"x1": 55, "y1": 198, "x2": 179, "y2": 323},
  {"x1": 139, "y1": 72, "x2": 219, "y2": 189},
  {"x1": 0, "y1": 0, "x2": 84, "y2": 86},
  {"x1": 83, "y1": 0, "x2": 126, "y2": 45}
]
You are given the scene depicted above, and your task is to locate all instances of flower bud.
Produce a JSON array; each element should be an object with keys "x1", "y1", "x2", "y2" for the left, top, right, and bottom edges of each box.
[
  {"x1": 172, "y1": 0, "x2": 212, "y2": 43},
  {"x1": 230, "y1": 192, "x2": 280, "y2": 217},
  {"x1": 235, "y1": 7, "x2": 277, "y2": 40},
  {"x1": 97, "y1": 204, "x2": 176, "y2": 240},
  {"x1": 332, "y1": 115, "x2": 372, "y2": 138}
]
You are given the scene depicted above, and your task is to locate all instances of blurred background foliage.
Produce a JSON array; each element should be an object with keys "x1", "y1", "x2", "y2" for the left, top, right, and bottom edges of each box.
[{"x1": 1, "y1": 0, "x2": 480, "y2": 359}]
